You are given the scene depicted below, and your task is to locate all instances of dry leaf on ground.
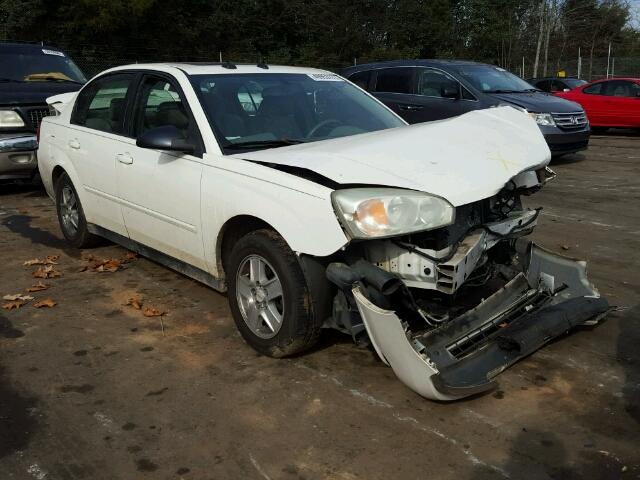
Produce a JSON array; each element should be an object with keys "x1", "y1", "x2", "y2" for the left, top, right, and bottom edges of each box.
[
  {"x1": 23, "y1": 255, "x2": 59, "y2": 266},
  {"x1": 96, "y1": 259, "x2": 121, "y2": 273},
  {"x1": 33, "y1": 265, "x2": 62, "y2": 279},
  {"x1": 3, "y1": 294, "x2": 34, "y2": 302},
  {"x1": 26, "y1": 282, "x2": 50, "y2": 292},
  {"x1": 123, "y1": 251, "x2": 138, "y2": 261},
  {"x1": 33, "y1": 298, "x2": 57, "y2": 308},
  {"x1": 2, "y1": 300, "x2": 26, "y2": 310},
  {"x1": 126, "y1": 295, "x2": 143, "y2": 310},
  {"x1": 143, "y1": 306, "x2": 165, "y2": 317}
]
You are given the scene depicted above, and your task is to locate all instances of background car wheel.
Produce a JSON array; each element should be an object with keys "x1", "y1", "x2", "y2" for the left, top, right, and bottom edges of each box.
[
  {"x1": 55, "y1": 172, "x2": 99, "y2": 248},
  {"x1": 591, "y1": 127, "x2": 609, "y2": 134},
  {"x1": 227, "y1": 229, "x2": 321, "y2": 358}
]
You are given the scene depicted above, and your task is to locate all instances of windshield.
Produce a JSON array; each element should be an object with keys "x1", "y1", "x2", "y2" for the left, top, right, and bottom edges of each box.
[
  {"x1": 0, "y1": 50, "x2": 86, "y2": 83},
  {"x1": 190, "y1": 73, "x2": 405, "y2": 153},
  {"x1": 457, "y1": 65, "x2": 535, "y2": 93}
]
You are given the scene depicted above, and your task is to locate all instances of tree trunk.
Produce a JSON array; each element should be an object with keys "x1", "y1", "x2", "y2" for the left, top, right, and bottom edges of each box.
[{"x1": 533, "y1": 0, "x2": 546, "y2": 78}]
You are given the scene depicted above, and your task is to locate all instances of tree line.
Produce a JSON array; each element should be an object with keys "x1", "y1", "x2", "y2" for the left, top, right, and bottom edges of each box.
[{"x1": 1, "y1": 0, "x2": 638, "y2": 77}]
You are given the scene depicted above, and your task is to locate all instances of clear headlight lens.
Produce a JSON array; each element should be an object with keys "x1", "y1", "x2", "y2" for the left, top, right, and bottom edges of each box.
[
  {"x1": 0, "y1": 110, "x2": 25, "y2": 128},
  {"x1": 529, "y1": 112, "x2": 556, "y2": 127},
  {"x1": 332, "y1": 188, "x2": 454, "y2": 238}
]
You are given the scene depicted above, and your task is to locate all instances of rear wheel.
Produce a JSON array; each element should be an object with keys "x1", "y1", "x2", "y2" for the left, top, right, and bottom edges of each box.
[
  {"x1": 227, "y1": 229, "x2": 321, "y2": 357},
  {"x1": 55, "y1": 172, "x2": 99, "y2": 248}
]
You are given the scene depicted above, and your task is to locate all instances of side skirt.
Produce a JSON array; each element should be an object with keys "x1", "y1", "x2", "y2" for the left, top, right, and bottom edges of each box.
[{"x1": 87, "y1": 224, "x2": 227, "y2": 293}]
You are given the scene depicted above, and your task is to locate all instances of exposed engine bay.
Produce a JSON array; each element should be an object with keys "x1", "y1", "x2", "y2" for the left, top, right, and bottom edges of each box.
[{"x1": 324, "y1": 167, "x2": 609, "y2": 400}]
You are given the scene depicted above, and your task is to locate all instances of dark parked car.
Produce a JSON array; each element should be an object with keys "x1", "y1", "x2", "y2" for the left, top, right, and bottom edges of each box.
[
  {"x1": 0, "y1": 42, "x2": 85, "y2": 182},
  {"x1": 527, "y1": 77, "x2": 587, "y2": 93},
  {"x1": 342, "y1": 60, "x2": 590, "y2": 155}
]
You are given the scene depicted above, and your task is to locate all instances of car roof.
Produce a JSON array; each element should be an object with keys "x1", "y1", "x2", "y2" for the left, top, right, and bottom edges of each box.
[
  {"x1": 342, "y1": 59, "x2": 489, "y2": 75},
  {"x1": 104, "y1": 62, "x2": 333, "y2": 76},
  {"x1": 0, "y1": 42, "x2": 67, "y2": 54},
  {"x1": 587, "y1": 77, "x2": 640, "y2": 83}
]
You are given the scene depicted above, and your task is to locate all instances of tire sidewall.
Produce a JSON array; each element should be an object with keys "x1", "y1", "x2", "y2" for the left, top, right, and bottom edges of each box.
[
  {"x1": 55, "y1": 173, "x2": 89, "y2": 248},
  {"x1": 227, "y1": 231, "x2": 315, "y2": 357}
]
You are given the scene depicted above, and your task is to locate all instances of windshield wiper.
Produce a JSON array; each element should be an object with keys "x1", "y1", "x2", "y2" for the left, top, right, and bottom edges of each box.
[
  {"x1": 32, "y1": 76, "x2": 83, "y2": 84},
  {"x1": 485, "y1": 89, "x2": 523, "y2": 94},
  {"x1": 225, "y1": 139, "x2": 307, "y2": 150}
]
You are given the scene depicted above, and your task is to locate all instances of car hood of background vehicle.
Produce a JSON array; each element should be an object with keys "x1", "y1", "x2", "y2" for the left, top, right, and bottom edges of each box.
[
  {"x1": 235, "y1": 106, "x2": 550, "y2": 206},
  {"x1": 0, "y1": 82, "x2": 81, "y2": 106},
  {"x1": 488, "y1": 91, "x2": 583, "y2": 113}
]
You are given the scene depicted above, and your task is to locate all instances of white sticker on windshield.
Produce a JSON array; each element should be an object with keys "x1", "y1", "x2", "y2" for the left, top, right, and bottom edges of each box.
[
  {"x1": 307, "y1": 73, "x2": 343, "y2": 82},
  {"x1": 495, "y1": 67, "x2": 506, "y2": 72},
  {"x1": 42, "y1": 49, "x2": 65, "y2": 57}
]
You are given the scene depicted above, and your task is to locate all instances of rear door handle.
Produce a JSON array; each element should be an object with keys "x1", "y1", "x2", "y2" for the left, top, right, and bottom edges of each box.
[
  {"x1": 68, "y1": 139, "x2": 80, "y2": 150},
  {"x1": 398, "y1": 104, "x2": 424, "y2": 111},
  {"x1": 116, "y1": 153, "x2": 134, "y2": 165}
]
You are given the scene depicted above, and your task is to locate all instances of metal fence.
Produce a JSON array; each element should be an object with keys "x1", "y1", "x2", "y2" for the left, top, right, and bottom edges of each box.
[{"x1": 512, "y1": 57, "x2": 640, "y2": 81}]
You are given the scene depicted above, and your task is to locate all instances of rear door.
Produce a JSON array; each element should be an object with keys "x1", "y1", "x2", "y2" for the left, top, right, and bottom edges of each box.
[
  {"x1": 67, "y1": 72, "x2": 136, "y2": 235},
  {"x1": 601, "y1": 80, "x2": 640, "y2": 127},
  {"x1": 370, "y1": 67, "x2": 417, "y2": 119},
  {"x1": 116, "y1": 72, "x2": 206, "y2": 269}
]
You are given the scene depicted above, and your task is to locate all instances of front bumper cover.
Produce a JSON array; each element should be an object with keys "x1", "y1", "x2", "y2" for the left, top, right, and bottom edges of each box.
[
  {"x1": 0, "y1": 134, "x2": 38, "y2": 178},
  {"x1": 352, "y1": 242, "x2": 609, "y2": 401}
]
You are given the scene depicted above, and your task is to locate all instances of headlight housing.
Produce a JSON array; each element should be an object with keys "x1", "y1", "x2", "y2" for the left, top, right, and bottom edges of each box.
[
  {"x1": 0, "y1": 110, "x2": 26, "y2": 128},
  {"x1": 529, "y1": 112, "x2": 556, "y2": 127},
  {"x1": 332, "y1": 188, "x2": 455, "y2": 239}
]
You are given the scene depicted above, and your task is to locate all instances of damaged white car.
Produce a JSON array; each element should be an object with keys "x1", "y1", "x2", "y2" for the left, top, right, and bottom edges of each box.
[{"x1": 38, "y1": 63, "x2": 608, "y2": 400}]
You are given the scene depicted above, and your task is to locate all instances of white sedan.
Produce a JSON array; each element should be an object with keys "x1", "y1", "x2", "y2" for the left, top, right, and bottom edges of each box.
[{"x1": 38, "y1": 63, "x2": 608, "y2": 400}]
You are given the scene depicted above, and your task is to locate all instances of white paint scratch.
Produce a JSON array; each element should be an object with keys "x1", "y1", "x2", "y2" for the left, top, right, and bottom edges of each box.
[
  {"x1": 249, "y1": 453, "x2": 272, "y2": 480},
  {"x1": 349, "y1": 389, "x2": 393, "y2": 408}
]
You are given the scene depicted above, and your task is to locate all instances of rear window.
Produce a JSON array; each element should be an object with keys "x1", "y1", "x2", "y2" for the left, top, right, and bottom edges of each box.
[{"x1": 0, "y1": 49, "x2": 86, "y2": 84}]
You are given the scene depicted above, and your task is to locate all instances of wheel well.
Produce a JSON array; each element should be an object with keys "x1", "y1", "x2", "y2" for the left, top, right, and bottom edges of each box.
[
  {"x1": 217, "y1": 215, "x2": 275, "y2": 279},
  {"x1": 51, "y1": 166, "x2": 66, "y2": 188}
]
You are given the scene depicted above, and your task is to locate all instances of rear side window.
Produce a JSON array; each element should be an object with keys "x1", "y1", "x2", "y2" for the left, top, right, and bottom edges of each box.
[
  {"x1": 348, "y1": 71, "x2": 371, "y2": 90},
  {"x1": 602, "y1": 80, "x2": 640, "y2": 98},
  {"x1": 374, "y1": 68, "x2": 414, "y2": 94},
  {"x1": 583, "y1": 83, "x2": 603, "y2": 95},
  {"x1": 71, "y1": 73, "x2": 135, "y2": 134}
]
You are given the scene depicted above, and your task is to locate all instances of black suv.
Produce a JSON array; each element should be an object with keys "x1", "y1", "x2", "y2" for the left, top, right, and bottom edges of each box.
[
  {"x1": 0, "y1": 42, "x2": 86, "y2": 181},
  {"x1": 527, "y1": 77, "x2": 587, "y2": 93},
  {"x1": 342, "y1": 60, "x2": 590, "y2": 155}
]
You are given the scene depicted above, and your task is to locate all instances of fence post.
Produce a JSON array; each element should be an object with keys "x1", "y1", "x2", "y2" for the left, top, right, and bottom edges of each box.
[{"x1": 606, "y1": 42, "x2": 611, "y2": 78}]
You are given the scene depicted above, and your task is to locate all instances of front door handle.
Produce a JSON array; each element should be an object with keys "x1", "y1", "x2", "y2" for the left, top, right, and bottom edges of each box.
[
  {"x1": 68, "y1": 139, "x2": 80, "y2": 150},
  {"x1": 398, "y1": 104, "x2": 424, "y2": 111},
  {"x1": 116, "y1": 153, "x2": 134, "y2": 165}
]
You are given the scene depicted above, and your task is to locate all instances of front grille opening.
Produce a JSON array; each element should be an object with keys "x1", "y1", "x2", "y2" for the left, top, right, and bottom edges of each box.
[{"x1": 27, "y1": 108, "x2": 51, "y2": 129}]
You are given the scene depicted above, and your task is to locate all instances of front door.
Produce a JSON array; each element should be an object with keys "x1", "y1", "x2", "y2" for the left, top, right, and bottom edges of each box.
[
  {"x1": 66, "y1": 72, "x2": 136, "y2": 236},
  {"x1": 116, "y1": 73, "x2": 206, "y2": 269}
]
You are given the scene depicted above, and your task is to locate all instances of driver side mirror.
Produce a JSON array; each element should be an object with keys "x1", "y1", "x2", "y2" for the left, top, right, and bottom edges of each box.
[
  {"x1": 442, "y1": 85, "x2": 460, "y2": 99},
  {"x1": 136, "y1": 125, "x2": 195, "y2": 154}
]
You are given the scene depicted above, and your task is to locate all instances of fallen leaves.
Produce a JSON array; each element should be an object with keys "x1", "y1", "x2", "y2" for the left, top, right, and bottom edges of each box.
[
  {"x1": 126, "y1": 295, "x2": 143, "y2": 310},
  {"x1": 32, "y1": 265, "x2": 62, "y2": 279},
  {"x1": 143, "y1": 307, "x2": 165, "y2": 317},
  {"x1": 26, "y1": 282, "x2": 50, "y2": 293},
  {"x1": 3, "y1": 294, "x2": 34, "y2": 302},
  {"x1": 2, "y1": 300, "x2": 26, "y2": 310},
  {"x1": 33, "y1": 298, "x2": 57, "y2": 308},
  {"x1": 82, "y1": 251, "x2": 136, "y2": 273},
  {"x1": 23, "y1": 255, "x2": 59, "y2": 266}
]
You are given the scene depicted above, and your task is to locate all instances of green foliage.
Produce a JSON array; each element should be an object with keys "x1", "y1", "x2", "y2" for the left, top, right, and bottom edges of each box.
[{"x1": 0, "y1": 0, "x2": 637, "y2": 73}]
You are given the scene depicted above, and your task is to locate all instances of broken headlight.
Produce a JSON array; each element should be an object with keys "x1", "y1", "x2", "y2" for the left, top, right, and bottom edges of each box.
[{"x1": 332, "y1": 188, "x2": 454, "y2": 238}]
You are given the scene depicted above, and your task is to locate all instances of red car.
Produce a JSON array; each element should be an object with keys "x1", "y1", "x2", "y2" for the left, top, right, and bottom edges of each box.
[{"x1": 555, "y1": 78, "x2": 640, "y2": 130}]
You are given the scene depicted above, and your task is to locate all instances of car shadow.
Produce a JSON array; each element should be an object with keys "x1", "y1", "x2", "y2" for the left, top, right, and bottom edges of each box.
[
  {"x1": 0, "y1": 183, "x2": 45, "y2": 197},
  {"x1": 550, "y1": 152, "x2": 586, "y2": 165}
]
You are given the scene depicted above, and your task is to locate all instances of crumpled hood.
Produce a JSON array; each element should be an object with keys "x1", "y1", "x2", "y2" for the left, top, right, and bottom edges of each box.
[{"x1": 235, "y1": 106, "x2": 550, "y2": 206}]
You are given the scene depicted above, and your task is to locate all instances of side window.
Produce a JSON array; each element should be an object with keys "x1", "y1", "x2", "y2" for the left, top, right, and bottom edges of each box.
[
  {"x1": 603, "y1": 80, "x2": 637, "y2": 98},
  {"x1": 134, "y1": 76, "x2": 190, "y2": 138},
  {"x1": 583, "y1": 83, "x2": 603, "y2": 95},
  {"x1": 71, "y1": 73, "x2": 134, "y2": 134},
  {"x1": 374, "y1": 68, "x2": 414, "y2": 94},
  {"x1": 551, "y1": 80, "x2": 566, "y2": 92},
  {"x1": 348, "y1": 71, "x2": 371, "y2": 90},
  {"x1": 536, "y1": 80, "x2": 551, "y2": 92},
  {"x1": 417, "y1": 69, "x2": 460, "y2": 98}
]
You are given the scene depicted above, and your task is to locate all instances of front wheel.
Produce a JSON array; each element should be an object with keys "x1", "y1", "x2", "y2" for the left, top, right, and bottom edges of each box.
[
  {"x1": 226, "y1": 229, "x2": 321, "y2": 358},
  {"x1": 55, "y1": 172, "x2": 99, "y2": 248}
]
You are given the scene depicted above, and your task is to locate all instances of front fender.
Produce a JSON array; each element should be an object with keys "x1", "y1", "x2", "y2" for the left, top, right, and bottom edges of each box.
[{"x1": 201, "y1": 154, "x2": 349, "y2": 277}]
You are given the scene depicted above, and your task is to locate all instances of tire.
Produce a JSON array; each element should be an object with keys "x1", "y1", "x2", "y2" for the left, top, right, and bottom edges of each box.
[
  {"x1": 55, "y1": 172, "x2": 99, "y2": 248},
  {"x1": 226, "y1": 229, "x2": 321, "y2": 358},
  {"x1": 591, "y1": 127, "x2": 609, "y2": 134}
]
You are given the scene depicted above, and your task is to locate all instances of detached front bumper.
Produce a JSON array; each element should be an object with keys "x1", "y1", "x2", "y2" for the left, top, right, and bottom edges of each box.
[
  {"x1": 0, "y1": 134, "x2": 38, "y2": 179},
  {"x1": 351, "y1": 243, "x2": 608, "y2": 401}
]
